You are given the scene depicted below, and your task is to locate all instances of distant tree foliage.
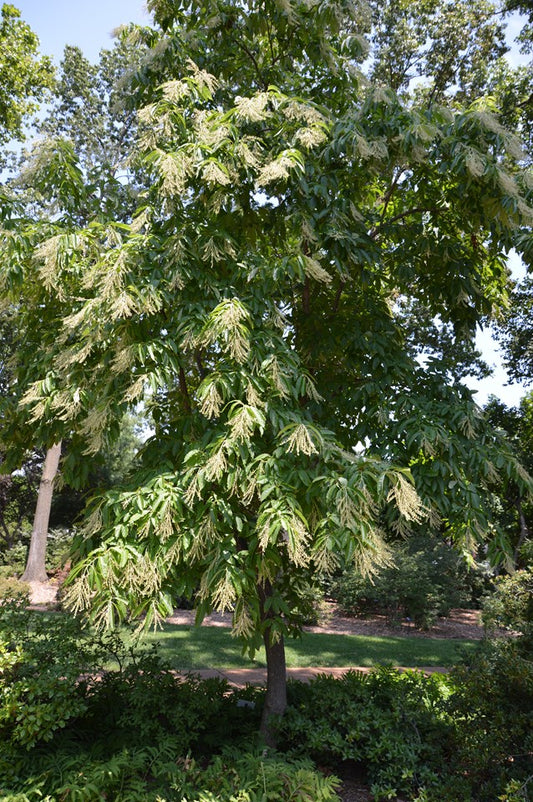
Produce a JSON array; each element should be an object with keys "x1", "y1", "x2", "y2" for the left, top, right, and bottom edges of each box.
[{"x1": 0, "y1": 3, "x2": 54, "y2": 150}]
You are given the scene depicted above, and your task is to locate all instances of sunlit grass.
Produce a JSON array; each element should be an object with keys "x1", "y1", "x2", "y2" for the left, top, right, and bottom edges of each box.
[{"x1": 141, "y1": 624, "x2": 478, "y2": 669}]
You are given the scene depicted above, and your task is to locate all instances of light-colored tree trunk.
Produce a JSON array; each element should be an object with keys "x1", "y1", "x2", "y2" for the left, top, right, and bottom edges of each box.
[{"x1": 21, "y1": 442, "x2": 61, "y2": 583}]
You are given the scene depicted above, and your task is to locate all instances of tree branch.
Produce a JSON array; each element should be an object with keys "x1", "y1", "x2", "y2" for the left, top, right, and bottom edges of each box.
[
  {"x1": 370, "y1": 206, "x2": 440, "y2": 239},
  {"x1": 179, "y1": 365, "x2": 192, "y2": 413},
  {"x1": 332, "y1": 280, "x2": 346, "y2": 313},
  {"x1": 234, "y1": 37, "x2": 269, "y2": 91}
]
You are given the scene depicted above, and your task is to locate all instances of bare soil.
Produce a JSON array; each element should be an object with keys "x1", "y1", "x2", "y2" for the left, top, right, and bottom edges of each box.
[{"x1": 166, "y1": 602, "x2": 485, "y2": 640}]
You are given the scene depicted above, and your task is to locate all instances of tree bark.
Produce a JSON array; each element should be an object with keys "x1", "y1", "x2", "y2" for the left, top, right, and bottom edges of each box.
[
  {"x1": 258, "y1": 580, "x2": 288, "y2": 747},
  {"x1": 260, "y1": 627, "x2": 287, "y2": 748},
  {"x1": 513, "y1": 497, "x2": 530, "y2": 568},
  {"x1": 21, "y1": 442, "x2": 61, "y2": 583}
]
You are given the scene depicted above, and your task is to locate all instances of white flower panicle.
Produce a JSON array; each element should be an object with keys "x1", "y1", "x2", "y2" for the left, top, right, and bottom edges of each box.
[
  {"x1": 200, "y1": 382, "x2": 223, "y2": 418},
  {"x1": 235, "y1": 92, "x2": 271, "y2": 122},
  {"x1": 465, "y1": 148, "x2": 486, "y2": 178},
  {"x1": 236, "y1": 140, "x2": 261, "y2": 169},
  {"x1": 355, "y1": 135, "x2": 388, "y2": 160},
  {"x1": 229, "y1": 405, "x2": 256, "y2": 441},
  {"x1": 161, "y1": 79, "x2": 191, "y2": 102},
  {"x1": 301, "y1": 218, "x2": 318, "y2": 243},
  {"x1": 268, "y1": 356, "x2": 290, "y2": 397},
  {"x1": 54, "y1": 341, "x2": 93, "y2": 371},
  {"x1": 295, "y1": 126, "x2": 328, "y2": 149},
  {"x1": 78, "y1": 406, "x2": 110, "y2": 455},
  {"x1": 186, "y1": 59, "x2": 219, "y2": 96},
  {"x1": 63, "y1": 301, "x2": 95, "y2": 333},
  {"x1": 159, "y1": 502, "x2": 175, "y2": 541},
  {"x1": 62, "y1": 574, "x2": 93, "y2": 617},
  {"x1": 283, "y1": 100, "x2": 327, "y2": 126},
  {"x1": 184, "y1": 473, "x2": 201, "y2": 506},
  {"x1": 302, "y1": 254, "x2": 333, "y2": 284},
  {"x1": 305, "y1": 376, "x2": 323, "y2": 402},
  {"x1": 204, "y1": 446, "x2": 228, "y2": 481},
  {"x1": 201, "y1": 570, "x2": 236, "y2": 611},
  {"x1": 285, "y1": 516, "x2": 311, "y2": 566},
  {"x1": 257, "y1": 155, "x2": 293, "y2": 185},
  {"x1": 353, "y1": 532, "x2": 392, "y2": 578},
  {"x1": 34, "y1": 236, "x2": 65, "y2": 295},
  {"x1": 246, "y1": 382, "x2": 262, "y2": 408},
  {"x1": 204, "y1": 298, "x2": 251, "y2": 362},
  {"x1": 240, "y1": 473, "x2": 258, "y2": 506},
  {"x1": 387, "y1": 473, "x2": 425, "y2": 523},
  {"x1": 284, "y1": 423, "x2": 319, "y2": 456},
  {"x1": 497, "y1": 169, "x2": 519, "y2": 198},
  {"x1": 111, "y1": 344, "x2": 136, "y2": 374},
  {"x1": 194, "y1": 111, "x2": 230, "y2": 146},
  {"x1": 189, "y1": 516, "x2": 217, "y2": 561},
  {"x1": 111, "y1": 291, "x2": 137, "y2": 319},
  {"x1": 202, "y1": 160, "x2": 231, "y2": 186},
  {"x1": 202, "y1": 236, "x2": 236, "y2": 266},
  {"x1": 158, "y1": 151, "x2": 193, "y2": 196},
  {"x1": 312, "y1": 542, "x2": 339, "y2": 574},
  {"x1": 232, "y1": 599, "x2": 254, "y2": 638},
  {"x1": 125, "y1": 377, "x2": 145, "y2": 402}
]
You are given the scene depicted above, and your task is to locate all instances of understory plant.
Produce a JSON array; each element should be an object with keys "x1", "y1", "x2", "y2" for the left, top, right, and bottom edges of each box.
[
  {"x1": 1, "y1": 601, "x2": 531, "y2": 801},
  {"x1": 329, "y1": 535, "x2": 475, "y2": 628}
]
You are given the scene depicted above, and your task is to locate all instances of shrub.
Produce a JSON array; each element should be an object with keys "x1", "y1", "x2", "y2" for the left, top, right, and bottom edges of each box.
[
  {"x1": 278, "y1": 668, "x2": 454, "y2": 800},
  {"x1": 482, "y1": 567, "x2": 533, "y2": 637},
  {"x1": 0, "y1": 599, "x2": 95, "y2": 749},
  {"x1": 278, "y1": 649, "x2": 533, "y2": 802},
  {"x1": 0, "y1": 575, "x2": 29, "y2": 600},
  {"x1": 0, "y1": 540, "x2": 28, "y2": 576},
  {"x1": 447, "y1": 636, "x2": 533, "y2": 801},
  {"x1": 0, "y1": 528, "x2": 74, "y2": 581},
  {"x1": 45, "y1": 528, "x2": 75, "y2": 575},
  {"x1": 330, "y1": 535, "x2": 472, "y2": 628}
]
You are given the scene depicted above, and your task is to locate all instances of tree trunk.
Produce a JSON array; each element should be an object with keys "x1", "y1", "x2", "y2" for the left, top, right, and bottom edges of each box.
[
  {"x1": 513, "y1": 497, "x2": 530, "y2": 568},
  {"x1": 21, "y1": 442, "x2": 61, "y2": 583},
  {"x1": 258, "y1": 579, "x2": 288, "y2": 747},
  {"x1": 259, "y1": 627, "x2": 287, "y2": 747}
]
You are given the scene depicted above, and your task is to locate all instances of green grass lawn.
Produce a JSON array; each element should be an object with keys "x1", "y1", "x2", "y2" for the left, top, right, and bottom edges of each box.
[{"x1": 141, "y1": 623, "x2": 478, "y2": 669}]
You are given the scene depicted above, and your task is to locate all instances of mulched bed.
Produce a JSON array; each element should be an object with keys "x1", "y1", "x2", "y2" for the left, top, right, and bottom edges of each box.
[{"x1": 167, "y1": 603, "x2": 486, "y2": 640}]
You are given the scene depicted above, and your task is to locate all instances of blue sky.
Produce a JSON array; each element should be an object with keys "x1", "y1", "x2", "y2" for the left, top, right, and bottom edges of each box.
[
  {"x1": 14, "y1": 0, "x2": 149, "y2": 64},
  {"x1": 12, "y1": 1, "x2": 529, "y2": 408}
]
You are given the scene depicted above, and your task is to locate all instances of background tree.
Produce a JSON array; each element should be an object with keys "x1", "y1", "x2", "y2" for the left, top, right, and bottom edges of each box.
[
  {"x1": 0, "y1": 3, "x2": 53, "y2": 156},
  {"x1": 484, "y1": 392, "x2": 533, "y2": 566},
  {"x1": 0, "y1": 33, "x2": 147, "y2": 583},
  {"x1": 366, "y1": 0, "x2": 508, "y2": 104}
]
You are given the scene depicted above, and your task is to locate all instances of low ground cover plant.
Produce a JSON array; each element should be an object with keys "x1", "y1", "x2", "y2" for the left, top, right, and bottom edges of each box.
[{"x1": 0, "y1": 597, "x2": 531, "y2": 801}]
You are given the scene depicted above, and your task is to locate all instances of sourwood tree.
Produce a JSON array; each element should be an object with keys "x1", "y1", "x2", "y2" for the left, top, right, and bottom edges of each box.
[{"x1": 2, "y1": 0, "x2": 533, "y2": 741}]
